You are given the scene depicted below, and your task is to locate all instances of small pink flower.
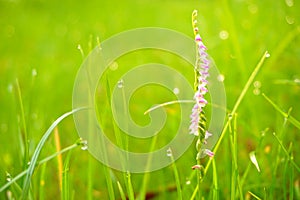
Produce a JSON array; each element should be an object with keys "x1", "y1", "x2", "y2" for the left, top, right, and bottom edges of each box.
[
  {"x1": 203, "y1": 149, "x2": 214, "y2": 157},
  {"x1": 191, "y1": 164, "x2": 202, "y2": 170}
]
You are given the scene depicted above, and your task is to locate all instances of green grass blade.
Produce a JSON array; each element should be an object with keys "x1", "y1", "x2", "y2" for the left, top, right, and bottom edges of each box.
[
  {"x1": 248, "y1": 191, "x2": 262, "y2": 200},
  {"x1": 20, "y1": 107, "x2": 85, "y2": 199},
  {"x1": 168, "y1": 148, "x2": 182, "y2": 200},
  {"x1": 0, "y1": 140, "x2": 81, "y2": 193},
  {"x1": 15, "y1": 79, "x2": 29, "y2": 171},
  {"x1": 204, "y1": 51, "x2": 269, "y2": 174},
  {"x1": 38, "y1": 163, "x2": 47, "y2": 200},
  {"x1": 273, "y1": 133, "x2": 300, "y2": 172},
  {"x1": 138, "y1": 134, "x2": 158, "y2": 200},
  {"x1": 262, "y1": 93, "x2": 300, "y2": 130},
  {"x1": 62, "y1": 150, "x2": 73, "y2": 200},
  {"x1": 117, "y1": 181, "x2": 127, "y2": 200},
  {"x1": 212, "y1": 158, "x2": 219, "y2": 200}
]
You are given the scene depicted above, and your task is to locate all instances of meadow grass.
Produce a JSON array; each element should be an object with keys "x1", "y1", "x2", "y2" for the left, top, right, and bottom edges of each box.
[{"x1": 1, "y1": 0, "x2": 300, "y2": 199}]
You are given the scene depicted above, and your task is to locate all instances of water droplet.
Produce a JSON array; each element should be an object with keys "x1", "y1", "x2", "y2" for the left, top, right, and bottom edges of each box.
[
  {"x1": 219, "y1": 30, "x2": 229, "y2": 40},
  {"x1": 294, "y1": 78, "x2": 300, "y2": 83},
  {"x1": 285, "y1": 0, "x2": 294, "y2": 7},
  {"x1": 186, "y1": 180, "x2": 191, "y2": 185},
  {"x1": 265, "y1": 53, "x2": 270, "y2": 58},
  {"x1": 253, "y1": 81, "x2": 261, "y2": 88},
  {"x1": 173, "y1": 87, "x2": 180, "y2": 95},
  {"x1": 217, "y1": 74, "x2": 225, "y2": 82},
  {"x1": 166, "y1": 147, "x2": 172, "y2": 157},
  {"x1": 7, "y1": 84, "x2": 13, "y2": 93},
  {"x1": 253, "y1": 88, "x2": 261, "y2": 95},
  {"x1": 6, "y1": 172, "x2": 12, "y2": 182},
  {"x1": 81, "y1": 140, "x2": 88, "y2": 150},
  {"x1": 117, "y1": 79, "x2": 124, "y2": 88},
  {"x1": 109, "y1": 61, "x2": 118, "y2": 71},
  {"x1": 27, "y1": 161, "x2": 31, "y2": 165},
  {"x1": 32, "y1": 68, "x2": 37, "y2": 77},
  {"x1": 81, "y1": 146, "x2": 88, "y2": 150},
  {"x1": 285, "y1": 16, "x2": 295, "y2": 25}
]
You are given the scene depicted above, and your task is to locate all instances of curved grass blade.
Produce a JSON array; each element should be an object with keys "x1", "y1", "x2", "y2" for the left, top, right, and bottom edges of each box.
[
  {"x1": 21, "y1": 107, "x2": 86, "y2": 199},
  {"x1": 0, "y1": 141, "x2": 81, "y2": 193},
  {"x1": 62, "y1": 150, "x2": 73, "y2": 200},
  {"x1": 262, "y1": 93, "x2": 300, "y2": 130}
]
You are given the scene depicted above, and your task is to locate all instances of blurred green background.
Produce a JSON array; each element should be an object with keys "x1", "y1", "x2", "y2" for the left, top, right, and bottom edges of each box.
[{"x1": 0, "y1": 0, "x2": 299, "y2": 199}]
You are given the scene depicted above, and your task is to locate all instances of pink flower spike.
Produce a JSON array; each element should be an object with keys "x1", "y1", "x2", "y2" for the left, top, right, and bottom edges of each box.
[
  {"x1": 195, "y1": 34, "x2": 201, "y2": 42},
  {"x1": 191, "y1": 164, "x2": 201, "y2": 170},
  {"x1": 205, "y1": 131, "x2": 212, "y2": 140},
  {"x1": 204, "y1": 149, "x2": 214, "y2": 157}
]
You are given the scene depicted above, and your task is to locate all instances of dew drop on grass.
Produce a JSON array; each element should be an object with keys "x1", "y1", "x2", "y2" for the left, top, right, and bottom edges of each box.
[
  {"x1": 7, "y1": 84, "x2": 13, "y2": 93},
  {"x1": 117, "y1": 79, "x2": 124, "y2": 88},
  {"x1": 253, "y1": 81, "x2": 261, "y2": 95},
  {"x1": 109, "y1": 61, "x2": 118, "y2": 71},
  {"x1": 285, "y1": 0, "x2": 294, "y2": 7},
  {"x1": 265, "y1": 52, "x2": 270, "y2": 58},
  {"x1": 32, "y1": 68, "x2": 37, "y2": 77},
  {"x1": 6, "y1": 172, "x2": 12, "y2": 182},
  {"x1": 253, "y1": 88, "x2": 260, "y2": 95},
  {"x1": 166, "y1": 147, "x2": 172, "y2": 157},
  {"x1": 81, "y1": 140, "x2": 88, "y2": 150},
  {"x1": 173, "y1": 87, "x2": 180, "y2": 95},
  {"x1": 186, "y1": 180, "x2": 191, "y2": 185},
  {"x1": 217, "y1": 74, "x2": 225, "y2": 82},
  {"x1": 253, "y1": 81, "x2": 261, "y2": 88},
  {"x1": 219, "y1": 30, "x2": 229, "y2": 40},
  {"x1": 285, "y1": 16, "x2": 295, "y2": 25}
]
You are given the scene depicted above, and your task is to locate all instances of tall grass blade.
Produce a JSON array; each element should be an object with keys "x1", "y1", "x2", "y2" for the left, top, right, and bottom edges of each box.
[
  {"x1": 168, "y1": 148, "x2": 182, "y2": 200},
  {"x1": 248, "y1": 191, "x2": 262, "y2": 200},
  {"x1": 212, "y1": 158, "x2": 219, "y2": 200},
  {"x1": 62, "y1": 150, "x2": 73, "y2": 200},
  {"x1": 20, "y1": 107, "x2": 85, "y2": 199},
  {"x1": 117, "y1": 181, "x2": 127, "y2": 200},
  {"x1": 54, "y1": 127, "x2": 63, "y2": 191},
  {"x1": 272, "y1": 133, "x2": 300, "y2": 172},
  {"x1": 15, "y1": 79, "x2": 29, "y2": 172},
  {"x1": 38, "y1": 163, "x2": 47, "y2": 200},
  {"x1": 138, "y1": 135, "x2": 158, "y2": 200},
  {"x1": 262, "y1": 93, "x2": 300, "y2": 130}
]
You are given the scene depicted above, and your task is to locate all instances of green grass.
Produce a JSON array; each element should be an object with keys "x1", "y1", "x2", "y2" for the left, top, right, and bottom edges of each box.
[{"x1": 1, "y1": 0, "x2": 300, "y2": 199}]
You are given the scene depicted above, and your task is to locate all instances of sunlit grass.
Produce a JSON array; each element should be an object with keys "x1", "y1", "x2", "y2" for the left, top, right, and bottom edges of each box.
[{"x1": 1, "y1": 0, "x2": 300, "y2": 199}]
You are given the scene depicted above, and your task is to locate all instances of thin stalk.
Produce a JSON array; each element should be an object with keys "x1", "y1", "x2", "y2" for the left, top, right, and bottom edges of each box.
[
  {"x1": 54, "y1": 127, "x2": 63, "y2": 191},
  {"x1": 168, "y1": 148, "x2": 183, "y2": 200},
  {"x1": 212, "y1": 158, "x2": 219, "y2": 200},
  {"x1": 16, "y1": 79, "x2": 29, "y2": 172},
  {"x1": 38, "y1": 163, "x2": 47, "y2": 200},
  {"x1": 262, "y1": 93, "x2": 300, "y2": 130},
  {"x1": 138, "y1": 134, "x2": 158, "y2": 200},
  {"x1": 117, "y1": 181, "x2": 127, "y2": 200},
  {"x1": 273, "y1": 133, "x2": 300, "y2": 172}
]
